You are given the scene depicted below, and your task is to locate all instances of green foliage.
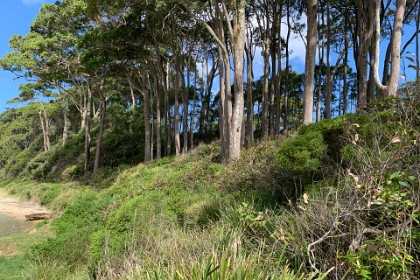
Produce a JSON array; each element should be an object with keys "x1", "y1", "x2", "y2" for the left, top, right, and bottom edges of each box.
[
  {"x1": 237, "y1": 202, "x2": 271, "y2": 236},
  {"x1": 276, "y1": 130, "x2": 327, "y2": 172},
  {"x1": 33, "y1": 190, "x2": 111, "y2": 269},
  {"x1": 343, "y1": 237, "x2": 414, "y2": 279}
]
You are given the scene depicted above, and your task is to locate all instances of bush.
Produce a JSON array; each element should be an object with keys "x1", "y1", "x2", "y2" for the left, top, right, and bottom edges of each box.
[{"x1": 276, "y1": 130, "x2": 327, "y2": 172}]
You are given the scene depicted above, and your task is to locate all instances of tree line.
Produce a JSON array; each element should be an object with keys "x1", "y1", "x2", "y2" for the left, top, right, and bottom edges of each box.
[{"x1": 0, "y1": 0, "x2": 418, "y2": 175}]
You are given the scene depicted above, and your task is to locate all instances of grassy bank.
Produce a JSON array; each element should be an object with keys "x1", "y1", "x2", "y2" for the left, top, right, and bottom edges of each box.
[{"x1": 1, "y1": 98, "x2": 419, "y2": 279}]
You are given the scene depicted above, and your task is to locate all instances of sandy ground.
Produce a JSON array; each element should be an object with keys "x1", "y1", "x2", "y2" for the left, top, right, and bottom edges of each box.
[{"x1": 0, "y1": 189, "x2": 50, "y2": 221}]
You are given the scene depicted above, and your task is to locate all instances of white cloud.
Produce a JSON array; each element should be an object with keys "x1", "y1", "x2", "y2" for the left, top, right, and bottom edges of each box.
[
  {"x1": 21, "y1": 0, "x2": 49, "y2": 6},
  {"x1": 248, "y1": 13, "x2": 308, "y2": 78},
  {"x1": 280, "y1": 14, "x2": 307, "y2": 69}
]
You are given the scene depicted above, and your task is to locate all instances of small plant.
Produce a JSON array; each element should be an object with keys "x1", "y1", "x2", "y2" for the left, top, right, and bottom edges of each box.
[
  {"x1": 372, "y1": 171, "x2": 416, "y2": 222},
  {"x1": 237, "y1": 202, "x2": 271, "y2": 237},
  {"x1": 343, "y1": 236, "x2": 414, "y2": 279}
]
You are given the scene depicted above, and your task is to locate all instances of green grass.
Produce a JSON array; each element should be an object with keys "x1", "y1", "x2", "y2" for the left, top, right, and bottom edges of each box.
[
  {"x1": 0, "y1": 224, "x2": 53, "y2": 279},
  {"x1": 0, "y1": 100, "x2": 418, "y2": 279},
  {"x1": 0, "y1": 255, "x2": 28, "y2": 280}
]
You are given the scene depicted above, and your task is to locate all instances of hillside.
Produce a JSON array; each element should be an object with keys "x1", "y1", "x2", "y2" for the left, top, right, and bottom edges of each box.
[{"x1": 1, "y1": 97, "x2": 419, "y2": 279}]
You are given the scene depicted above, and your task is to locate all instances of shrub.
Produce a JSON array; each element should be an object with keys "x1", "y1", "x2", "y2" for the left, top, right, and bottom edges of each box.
[{"x1": 276, "y1": 130, "x2": 327, "y2": 172}]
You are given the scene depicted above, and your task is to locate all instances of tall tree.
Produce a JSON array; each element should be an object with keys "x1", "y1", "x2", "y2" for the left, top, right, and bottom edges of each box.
[
  {"x1": 373, "y1": 0, "x2": 407, "y2": 97},
  {"x1": 303, "y1": 0, "x2": 318, "y2": 124}
]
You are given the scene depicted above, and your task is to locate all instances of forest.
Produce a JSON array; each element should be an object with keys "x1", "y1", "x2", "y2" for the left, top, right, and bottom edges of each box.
[{"x1": 0, "y1": 0, "x2": 419, "y2": 279}]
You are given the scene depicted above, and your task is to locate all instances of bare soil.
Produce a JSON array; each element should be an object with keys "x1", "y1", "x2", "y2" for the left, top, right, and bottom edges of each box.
[{"x1": 0, "y1": 189, "x2": 49, "y2": 221}]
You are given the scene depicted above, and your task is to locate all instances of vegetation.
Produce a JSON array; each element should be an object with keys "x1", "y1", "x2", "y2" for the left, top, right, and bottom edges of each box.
[
  {"x1": 0, "y1": 0, "x2": 418, "y2": 279},
  {"x1": 0, "y1": 93, "x2": 416, "y2": 279}
]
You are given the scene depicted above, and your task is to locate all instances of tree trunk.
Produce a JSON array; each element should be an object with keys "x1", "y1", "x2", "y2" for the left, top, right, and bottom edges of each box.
[
  {"x1": 228, "y1": 1, "x2": 246, "y2": 160},
  {"x1": 156, "y1": 80, "x2": 161, "y2": 160},
  {"x1": 143, "y1": 86, "x2": 152, "y2": 162},
  {"x1": 165, "y1": 62, "x2": 171, "y2": 156},
  {"x1": 245, "y1": 43, "x2": 254, "y2": 146},
  {"x1": 316, "y1": 29, "x2": 324, "y2": 123},
  {"x1": 39, "y1": 101, "x2": 51, "y2": 151},
  {"x1": 260, "y1": 13, "x2": 270, "y2": 139},
  {"x1": 94, "y1": 90, "x2": 106, "y2": 173},
  {"x1": 182, "y1": 66, "x2": 189, "y2": 154},
  {"x1": 218, "y1": 46, "x2": 229, "y2": 163},
  {"x1": 284, "y1": 0, "x2": 291, "y2": 134},
  {"x1": 372, "y1": 0, "x2": 407, "y2": 97},
  {"x1": 355, "y1": 0, "x2": 374, "y2": 112},
  {"x1": 61, "y1": 98, "x2": 69, "y2": 146},
  {"x1": 303, "y1": 0, "x2": 318, "y2": 125},
  {"x1": 324, "y1": 0, "x2": 332, "y2": 119},
  {"x1": 275, "y1": 0, "x2": 284, "y2": 136},
  {"x1": 190, "y1": 58, "x2": 198, "y2": 150},
  {"x1": 199, "y1": 56, "x2": 207, "y2": 138},
  {"x1": 386, "y1": 0, "x2": 406, "y2": 97},
  {"x1": 270, "y1": 6, "x2": 279, "y2": 137},
  {"x1": 84, "y1": 84, "x2": 92, "y2": 172},
  {"x1": 174, "y1": 58, "x2": 181, "y2": 156}
]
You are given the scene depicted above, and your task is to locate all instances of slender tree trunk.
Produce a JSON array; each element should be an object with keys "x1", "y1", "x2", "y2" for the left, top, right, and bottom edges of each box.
[
  {"x1": 190, "y1": 58, "x2": 198, "y2": 150},
  {"x1": 270, "y1": 6, "x2": 279, "y2": 137},
  {"x1": 218, "y1": 46, "x2": 229, "y2": 162},
  {"x1": 199, "y1": 56, "x2": 207, "y2": 138},
  {"x1": 182, "y1": 66, "x2": 189, "y2": 154},
  {"x1": 261, "y1": 30, "x2": 270, "y2": 139},
  {"x1": 386, "y1": 0, "x2": 406, "y2": 97},
  {"x1": 367, "y1": 43, "x2": 376, "y2": 104},
  {"x1": 94, "y1": 91, "x2": 106, "y2": 173},
  {"x1": 343, "y1": 33, "x2": 349, "y2": 115},
  {"x1": 284, "y1": 0, "x2": 291, "y2": 134},
  {"x1": 213, "y1": 2, "x2": 231, "y2": 162},
  {"x1": 61, "y1": 98, "x2": 69, "y2": 146},
  {"x1": 84, "y1": 84, "x2": 92, "y2": 172},
  {"x1": 372, "y1": 0, "x2": 407, "y2": 97},
  {"x1": 275, "y1": 0, "x2": 284, "y2": 136},
  {"x1": 205, "y1": 58, "x2": 216, "y2": 137},
  {"x1": 39, "y1": 110, "x2": 48, "y2": 152},
  {"x1": 156, "y1": 80, "x2": 161, "y2": 160},
  {"x1": 324, "y1": 0, "x2": 332, "y2": 119},
  {"x1": 39, "y1": 101, "x2": 50, "y2": 151},
  {"x1": 142, "y1": 76, "x2": 152, "y2": 162},
  {"x1": 165, "y1": 62, "x2": 171, "y2": 156},
  {"x1": 129, "y1": 82, "x2": 136, "y2": 109},
  {"x1": 316, "y1": 31, "x2": 324, "y2": 123},
  {"x1": 303, "y1": 0, "x2": 318, "y2": 124},
  {"x1": 382, "y1": 39, "x2": 392, "y2": 86},
  {"x1": 174, "y1": 59, "x2": 181, "y2": 156},
  {"x1": 245, "y1": 44, "x2": 254, "y2": 146}
]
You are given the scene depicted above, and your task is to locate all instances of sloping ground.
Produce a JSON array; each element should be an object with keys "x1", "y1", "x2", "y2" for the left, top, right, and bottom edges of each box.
[{"x1": 2, "y1": 98, "x2": 419, "y2": 279}]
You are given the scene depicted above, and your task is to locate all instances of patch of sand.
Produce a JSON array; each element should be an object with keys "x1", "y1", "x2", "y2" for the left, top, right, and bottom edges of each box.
[{"x1": 0, "y1": 189, "x2": 50, "y2": 221}]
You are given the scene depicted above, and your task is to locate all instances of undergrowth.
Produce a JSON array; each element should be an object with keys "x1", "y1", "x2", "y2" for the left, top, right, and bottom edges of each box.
[{"x1": 2, "y1": 93, "x2": 419, "y2": 279}]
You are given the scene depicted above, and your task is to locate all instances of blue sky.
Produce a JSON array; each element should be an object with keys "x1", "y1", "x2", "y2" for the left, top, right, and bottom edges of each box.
[
  {"x1": 0, "y1": 2, "x2": 417, "y2": 114},
  {"x1": 0, "y1": 0, "x2": 55, "y2": 112}
]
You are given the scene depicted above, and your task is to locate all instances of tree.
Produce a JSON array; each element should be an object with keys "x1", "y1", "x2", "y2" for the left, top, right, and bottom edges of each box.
[
  {"x1": 303, "y1": 0, "x2": 318, "y2": 124},
  {"x1": 373, "y1": 0, "x2": 407, "y2": 97},
  {"x1": 193, "y1": 0, "x2": 246, "y2": 161}
]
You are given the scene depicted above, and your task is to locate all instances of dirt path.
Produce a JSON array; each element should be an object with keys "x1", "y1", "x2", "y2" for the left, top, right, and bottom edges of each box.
[{"x1": 0, "y1": 189, "x2": 50, "y2": 221}]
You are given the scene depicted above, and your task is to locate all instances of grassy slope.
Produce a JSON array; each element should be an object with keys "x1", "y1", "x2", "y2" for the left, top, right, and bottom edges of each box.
[{"x1": 1, "y1": 101, "x2": 419, "y2": 279}]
